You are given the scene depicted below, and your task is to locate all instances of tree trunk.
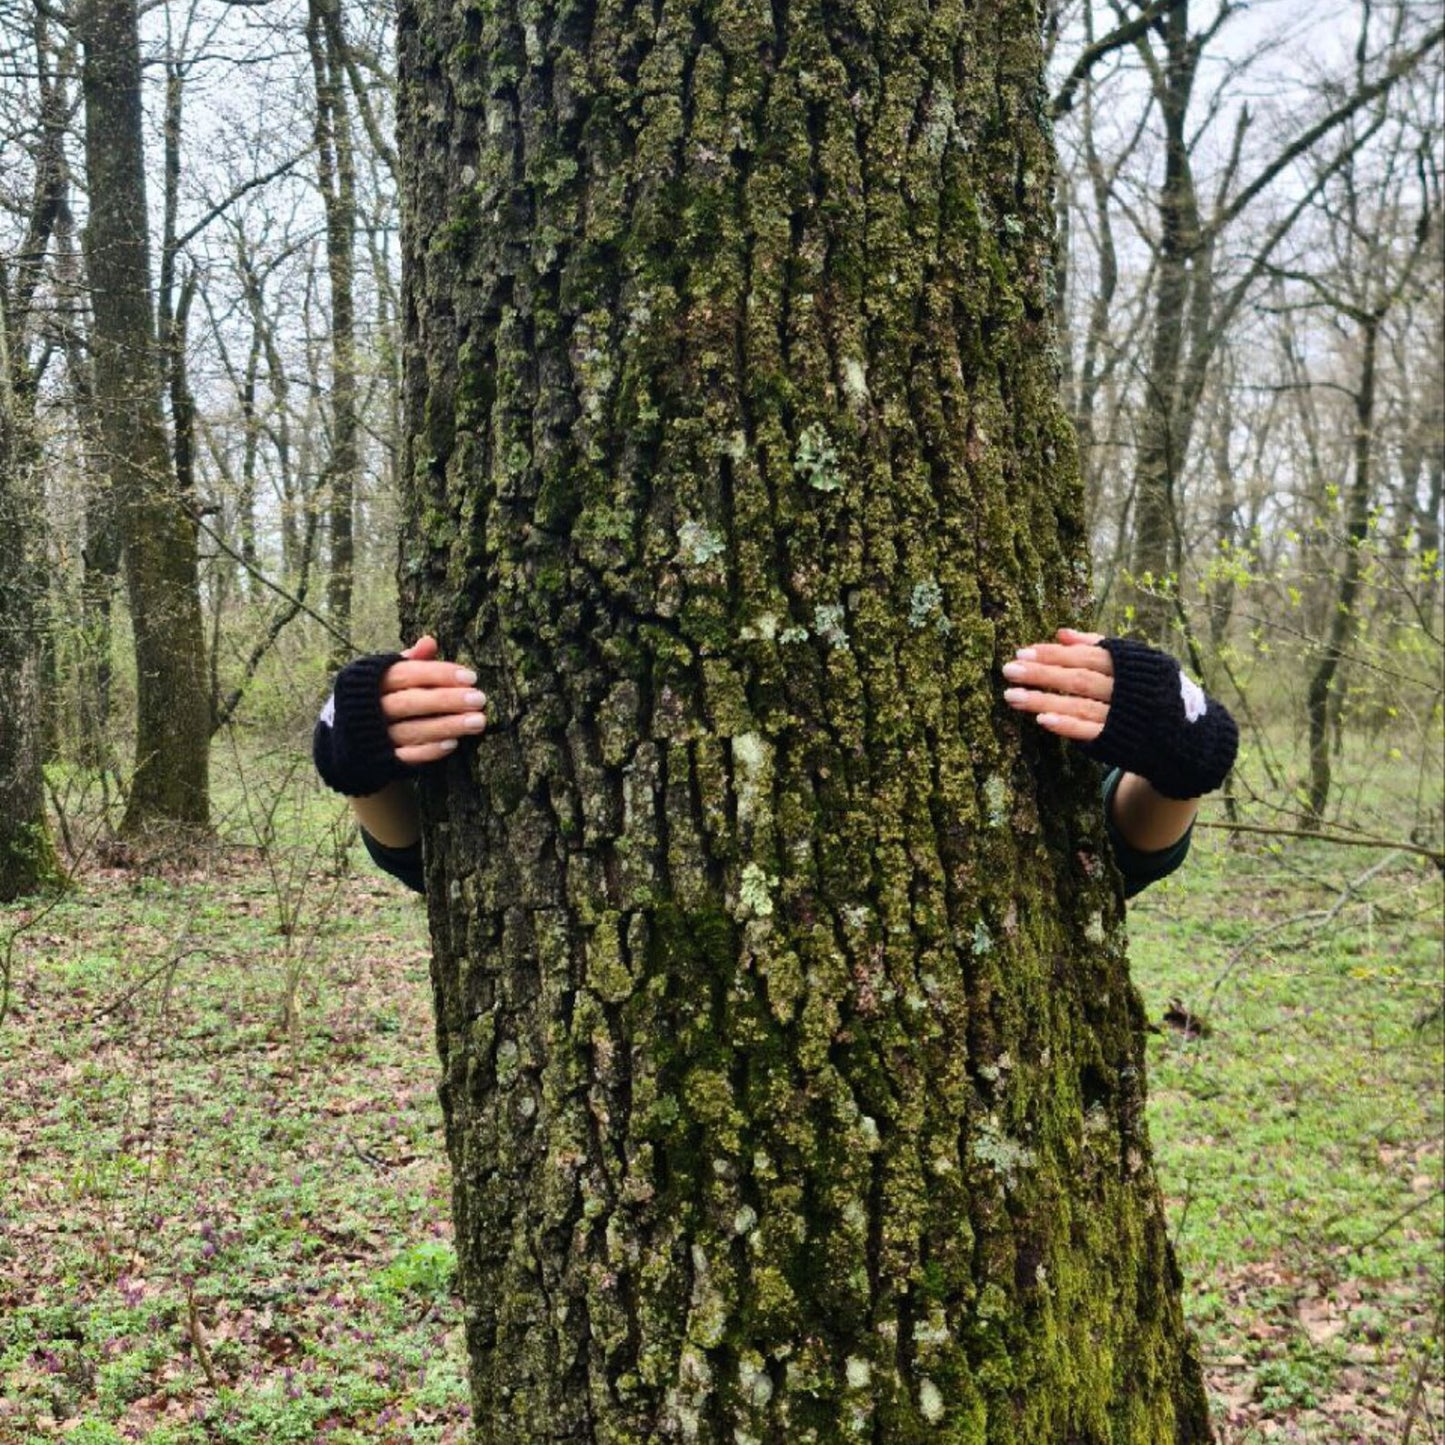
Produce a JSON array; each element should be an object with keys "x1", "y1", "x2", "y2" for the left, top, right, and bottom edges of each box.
[
  {"x1": 308, "y1": 0, "x2": 360, "y2": 663},
  {"x1": 0, "y1": 301, "x2": 60, "y2": 899},
  {"x1": 1127, "y1": 0, "x2": 1199, "y2": 643},
  {"x1": 1305, "y1": 313, "x2": 1379, "y2": 829},
  {"x1": 398, "y1": 0, "x2": 1213, "y2": 1439},
  {"x1": 78, "y1": 0, "x2": 209, "y2": 835}
]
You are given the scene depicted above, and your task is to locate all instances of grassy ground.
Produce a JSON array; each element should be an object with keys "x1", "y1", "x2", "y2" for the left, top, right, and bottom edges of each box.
[{"x1": 1, "y1": 743, "x2": 1440, "y2": 1443}]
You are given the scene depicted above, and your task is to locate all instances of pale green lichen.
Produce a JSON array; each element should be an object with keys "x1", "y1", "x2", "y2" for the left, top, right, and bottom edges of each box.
[
  {"x1": 972, "y1": 1116, "x2": 1037, "y2": 1186},
  {"x1": 921, "y1": 85, "x2": 954, "y2": 156},
  {"x1": 813, "y1": 604, "x2": 848, "y2": 648},
  {"x1": 738, "y1": 862, "x2": 775, "y2": 919},
  {"x1": 677, "y1": 519, "x2": 725, "y2": 566},
  {"x1": 794, "y1": 422, "x2": 842, "y2": 491},
  {"x1": 841, "y1": 356, "x2": 869, "y2": 406},
  {"x1": 984, "y1": 773, "x2": 1008, "y2": 826},
  {"x1": 737, "y1": 1350, "x2": 772, "y2": 1407},
  {"x1": 845, "y1": 1356, "x2": 871, "y2": 1388},
  {"x1": 719, "y1": 429, "x2": 748, "y2": 461},
  {"x1": 495, "y1": 1037, "x2": 520, "y2": 1085},
  {"x1": 914, "y1": 1307, "x2": 950, "y2": 1348},
  {"x1": 778, "y1": 624, "x2": 809, "y2": 644},
  {"x1": 908, "y1": 578, "x2": 945, "y2": 629},
  {"x1": 919, "y1": 1378, "x2": 945, "y2": 1422},
  {"x1": 731, "y1": 733, "x2": 772, "y2": 831},
  {"x1": 687, "y1": 1245, "x2": 728, "y2": 1348},
  {"x1": 971, "y1": 920, "x2": 993, "y2": 956}
]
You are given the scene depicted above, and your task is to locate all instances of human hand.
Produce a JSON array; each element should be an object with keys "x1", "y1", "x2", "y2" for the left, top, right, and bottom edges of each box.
[
  {"x1": 1002, "y1": 627, "x2": 1114, "y2": 743},
  {"x1": 380, "y1": 635, "x2": 488, "y2": 766},
  {"x1": 313, "y1": 636, "x2": 487, "y2": 797},
  {"x1": 1002, "y1": 628, "x2": 1237, "y2": 799}
]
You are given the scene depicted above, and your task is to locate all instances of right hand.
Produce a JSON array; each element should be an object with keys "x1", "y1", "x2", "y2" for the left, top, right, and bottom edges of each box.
[{"x1": 381, "y1": 635, "x2": 488, "y2": 766}]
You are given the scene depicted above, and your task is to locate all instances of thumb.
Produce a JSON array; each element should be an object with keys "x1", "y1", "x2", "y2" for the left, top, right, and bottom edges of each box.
[{"x1": 401, "y1": 634, "x2": 439, "y2": 660}]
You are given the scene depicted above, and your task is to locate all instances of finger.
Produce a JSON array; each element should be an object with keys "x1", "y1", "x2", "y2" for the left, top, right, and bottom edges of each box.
[
  {"x1": 1013, "y1": 643, "x2": 1114, "y2": 680},
  {"x1": 395, "y1": 739, "x2": 459, "y2": 766},
  {"x1": 1001, "y1": 657, "x2": 1114, "y2": 702},
  {"x1": 401, "y1": 635, "x2": 439, "y2": 661},
  {"x1": 1035, "y1": 712, "x2": 1103, "y2": 743},
  {"x1": 1004, "y1": 688, "x2": 1108, "y2": 724},
  {"x1": 388, "y1": 712, "x2": 488, "y2": 748},
  {"x1": 382, "y1": 686, "x2": 488, "y2": 721},
  {"x1": 382, "y1": 659, "x2": 478, "y2": 693},
  {"x1": 1056, "y1": 627, "x2": 1105, "y2": 646}
]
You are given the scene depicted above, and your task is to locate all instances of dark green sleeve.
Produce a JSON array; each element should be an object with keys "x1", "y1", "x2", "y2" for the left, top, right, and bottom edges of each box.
[
  {"x1": 360, "y1": 829, "x2": 426, "y2": 895},
  {"x1": 1101, "y1": 767, "x2": 1192, "y2": 899}
]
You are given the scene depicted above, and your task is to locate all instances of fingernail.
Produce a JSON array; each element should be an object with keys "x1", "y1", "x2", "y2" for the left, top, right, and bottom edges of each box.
[
  {"x1": 1003, "y1": 688, "x2": 1026, "y2": 703},
  {"x1": 463, "y1": 712, "x2": 487, "y2": 730},
  {"x1": 1001, "y1": 662, "x2": 1026, "y2": 680},
  {"x1": 455, "y1": 668, "x2": 478, "y2": 685},
  {"x1": 438, "y1": 739, "x2": 458, "y2": 753},
  {"x1": 1015, "y1": 647, "x2": 1037, "y2": 661},
  {"x1": 464, "y1": 690, "x2": 486, "y2": 708},
  {"x1": 1037, "y1": 713, "x2": 1059, "y2": 726}
]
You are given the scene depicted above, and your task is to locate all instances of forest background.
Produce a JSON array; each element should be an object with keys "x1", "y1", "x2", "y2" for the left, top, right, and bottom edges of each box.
[{"x1": 0, "y1": 0, "x2": 1440, "y2": 1440}]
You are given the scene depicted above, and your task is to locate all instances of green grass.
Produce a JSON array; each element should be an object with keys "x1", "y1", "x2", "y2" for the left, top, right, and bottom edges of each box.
[
  {"x1": 1, "y1": 742, "x2": 1440, "y2": 1443},
  {"x1": 1131, "y1": 827, "x2": 1443, "y2": 1442}
]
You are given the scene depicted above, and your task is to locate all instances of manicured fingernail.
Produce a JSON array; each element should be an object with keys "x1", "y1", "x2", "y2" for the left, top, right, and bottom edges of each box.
[
  {"x1": 1003, "y1": 688, "x2": 1026, "y2": 703},
  {"x1": 462, "y1": 712, "x2": 487, "y2": 730},
  {"x1": 455, "y1": 668, "x2": 477, "y2": 685},
  {"x1": 438, "y1": 739, "x2": 458, "y2": 753},
  {"x1": 1015, "y1": 647, "x2": 1037, "y2": 660},
  {"x1": 464, "y1": 690, "x2": 487, "y2": 707},
  {"x1": 1002, "y1": 662, "x2": 1027, "y2": 680}
]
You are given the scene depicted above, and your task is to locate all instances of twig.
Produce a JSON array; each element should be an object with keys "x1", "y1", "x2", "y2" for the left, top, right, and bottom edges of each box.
[
  {"x1": 1352, "y1": 1189, "x2": 1444, "y2": 1259},
  {"x1": 91, "y1": 947, "x2": 209, "y2": 1021},
  {"x1": 1194, "y1": 819, "x2": 1443, "y2": 867},
  {"x1": 185, "y1": 1282, "x2": 220, "y2": 1390},
  {"x1": 185, "y1": 502, "x2": 353, "y2": 651},
  {"x1": 1203, "y1": 851, "x2": 1410, "y2": 1018}
]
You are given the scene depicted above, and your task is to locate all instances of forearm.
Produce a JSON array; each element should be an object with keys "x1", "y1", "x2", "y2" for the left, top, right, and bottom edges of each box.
[
  {"x1": 350, "y1": 779, "x2": 421, "y2": 848},
  {"x1": 1109, "y1": 772, "x2": 1199, "y2": 854}
]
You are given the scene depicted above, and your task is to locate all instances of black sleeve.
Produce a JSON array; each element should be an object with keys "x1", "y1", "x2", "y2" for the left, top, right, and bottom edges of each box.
[
  {"x1": 1101, "y1": 767, "x2": 1193, "y2": 899},
  {"x1": 360, "y1": 828, "x2": 426, "y2": 895}
]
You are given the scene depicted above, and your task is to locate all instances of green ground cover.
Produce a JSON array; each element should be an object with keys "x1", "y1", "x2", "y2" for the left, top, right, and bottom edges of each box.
[{"x1": 1, "y1": 747, "x2": 1440, "y2": 1443}]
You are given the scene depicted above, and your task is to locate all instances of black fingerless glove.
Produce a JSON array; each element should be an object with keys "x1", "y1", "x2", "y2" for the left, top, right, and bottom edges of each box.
[
  {"x1": 1082, "y1": 638, "x2": 1238, "y2": 799},
  {"x1": 312, "y1": 652, "x2": 407, "y2": 797}
]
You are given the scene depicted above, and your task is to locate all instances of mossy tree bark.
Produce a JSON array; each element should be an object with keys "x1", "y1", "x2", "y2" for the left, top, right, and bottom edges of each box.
[
  {"x1": 78, "y1": 0, "x2": 209, "y2": 835},
  {"x1": 398, "y1": 0, "x2": 1213, "y2": 1439}
]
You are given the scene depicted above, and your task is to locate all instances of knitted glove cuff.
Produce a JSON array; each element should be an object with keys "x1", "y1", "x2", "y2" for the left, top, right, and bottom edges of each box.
[
  {"x1": 312, "y1": 652, "x2": 408, "y2": 797},
  {"x1": 1082, "y1": 637, "x2": 1239, "y2": 800}
]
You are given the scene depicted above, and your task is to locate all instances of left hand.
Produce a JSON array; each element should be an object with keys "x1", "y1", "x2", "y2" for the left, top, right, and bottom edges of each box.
[{"x1": 1001, "y1": 627, "x2": 1114, "y2": 742}]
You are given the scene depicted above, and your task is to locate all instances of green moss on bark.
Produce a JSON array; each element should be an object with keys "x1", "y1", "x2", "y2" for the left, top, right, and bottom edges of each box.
[{"x1": 397, "y1": 0, "x2": 1214, "y2": 1438}]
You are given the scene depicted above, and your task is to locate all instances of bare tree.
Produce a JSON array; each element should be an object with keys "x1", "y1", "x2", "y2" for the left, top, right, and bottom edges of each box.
[
  {"x1": 77, "y1": 0, "x2": 210, "y2": 833},
  {"x1": 1266, "y1": 82, "x2": 1439, "y2": 824}
]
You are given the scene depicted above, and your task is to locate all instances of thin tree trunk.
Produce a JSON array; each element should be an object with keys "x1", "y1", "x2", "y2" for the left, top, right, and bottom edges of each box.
[
  {"x1": 1305, "y1": 314, "x2": 1380, "y2": 828},
  {"x1": 1128, "y1": 0, "x2": 1198, "y2": 643},
  {"x1": 0, "y1": 296, "x2": 59, "y2": 898},
  {"x1": 50, "y1": 193, "x2": 120, "y2": 771},
  {"x1": 398, "y1": 0, "x2": 1213, "y2": 1439},
  {"x1": 78, "y1": 0, "x2": 209, "y2": 835},
  {"x1": 308, "y1": 0, "x2": 359, "y2": 663}
]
